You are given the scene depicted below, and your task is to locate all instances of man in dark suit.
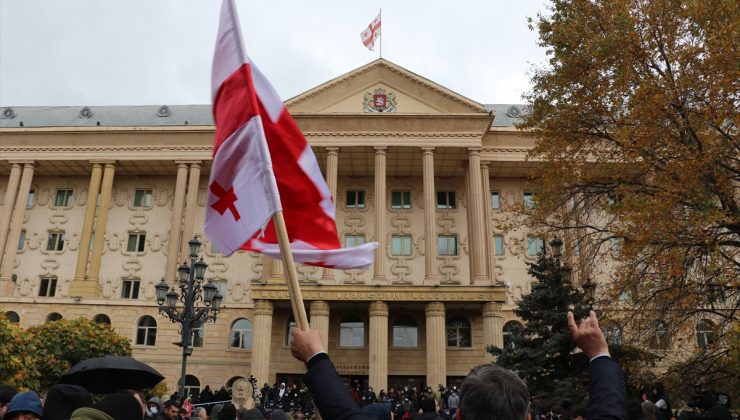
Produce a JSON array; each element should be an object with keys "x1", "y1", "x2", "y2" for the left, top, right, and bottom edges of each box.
[{"x1": 290, "y1": 310, "x2": 626, "y2": 420}]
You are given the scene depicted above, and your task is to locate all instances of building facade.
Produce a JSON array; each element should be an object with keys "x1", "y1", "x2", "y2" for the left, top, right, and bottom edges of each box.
[{"x1": 0, "y1": 59, "x2": 552, "y2": 394}]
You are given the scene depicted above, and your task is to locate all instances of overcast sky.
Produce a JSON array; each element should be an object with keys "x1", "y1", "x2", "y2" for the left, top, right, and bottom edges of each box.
[{"x1": 0, "y1": 1, "x2": 550, "y2": 107}]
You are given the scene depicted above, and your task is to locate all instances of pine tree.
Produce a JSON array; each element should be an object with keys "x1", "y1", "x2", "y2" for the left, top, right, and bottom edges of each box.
[{"x1": 489, "y1": 243, "x2": 591, "y2": 409}]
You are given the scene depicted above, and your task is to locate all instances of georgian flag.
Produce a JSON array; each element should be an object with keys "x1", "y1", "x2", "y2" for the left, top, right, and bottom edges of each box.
[
  {"x1": 361, "y1": 12, "x2": 381, "y2": 50},
  {"x1": 206, "y1": 0, "x2": 377, "y2": 269}
]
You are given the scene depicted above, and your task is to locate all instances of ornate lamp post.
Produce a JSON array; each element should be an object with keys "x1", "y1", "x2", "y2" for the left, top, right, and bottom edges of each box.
[
  {"x1": 154, "y1": 236, "x2": 223, "y2": 400},
  {"x1": 582, "y1": 278, "x2": 597, "y2": 310}
]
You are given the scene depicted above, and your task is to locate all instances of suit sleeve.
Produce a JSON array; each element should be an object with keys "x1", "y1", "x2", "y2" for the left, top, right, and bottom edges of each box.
[
  {"x1": 304, "y1": 353, "x2": 376, "y2": 420},
  {"x1": 587, "y1": 356, "x2": 628, "y2": 420}
]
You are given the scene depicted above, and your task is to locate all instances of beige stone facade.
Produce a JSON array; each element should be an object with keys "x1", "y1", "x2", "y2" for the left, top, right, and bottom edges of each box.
[{"x1": 0, "y1": 59, "x2": 548, "y2": 393}]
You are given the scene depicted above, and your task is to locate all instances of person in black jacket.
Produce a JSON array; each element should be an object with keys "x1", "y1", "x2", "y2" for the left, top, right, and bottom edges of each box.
[{"x1": 291, "y1": 310, "x2": 627, "y2": 420}]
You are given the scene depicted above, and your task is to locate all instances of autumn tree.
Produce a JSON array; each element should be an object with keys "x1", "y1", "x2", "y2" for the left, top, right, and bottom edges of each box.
[
  {"x1": 0, "y1": 312, "x2": 40, "y2": 390},
  {"x1": 518, "y1": 0, "x2": 739, "y2": 384}
]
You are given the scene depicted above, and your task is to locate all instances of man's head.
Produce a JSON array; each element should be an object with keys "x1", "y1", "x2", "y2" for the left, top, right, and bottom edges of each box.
[
  {"x1": 458, "y1": 364, "x2": 530, "y2": 420},
  {"x1": 162, "y1": 400, "x2": 180, "y2": 420},
  {"x1": 0, "y1": 384, "x2": 19, "y2": 419},
  {"x1": 193, "y1": 407, "x2": 208, "y2": 420}
]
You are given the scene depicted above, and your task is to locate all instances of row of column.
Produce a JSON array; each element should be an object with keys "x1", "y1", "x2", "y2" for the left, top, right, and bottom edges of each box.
[
  {"x1": 0, "y1": 159, "x2": 202, "y2": 297},
  {"x1": 248, "y1": 300, "x2": 504, "y2": 392},
  {"x1": 318, "y1": 147, "x2": 493, "y2": 285}
]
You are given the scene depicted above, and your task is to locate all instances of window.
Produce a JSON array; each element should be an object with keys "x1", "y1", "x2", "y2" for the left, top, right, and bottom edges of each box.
[
  {"x1": 696, "y1": 320, "x2": 717, "y2": 349},
  {"x1": 136, "y1": 316, "x2": 157, "y2": 346},
  {"x1": 602, "y1": 325, "x2": 623, "y2": 345},
  {"x1": 437, "y1": 191, "x2": 456, "y2": 209},
  {"x1": 446, "y1": 316, "x2": 471, "y2": 348},
  {"x1": 491, "y1": 191, "x2": 500, "y2": 209},
  {"x1": 526, "y1": 236, "x2": 545, "y2": 256},
  {"x1": 523, "y1": 192, "x2": 535, "y2": 209},
  {"x1": 46, "y1": 312, "x2": 63, "y2": 322},
  {"x1": 93, "y1": 314, "x2": 111, "y2": 325},
  {"x1": 339, "y1": 315, "x2": 365, "y2": 347},
  {"x1": 210, "y1": 242, "x2": 221, "y2": 254},
  {"x1": 503, "y1": 321, "x2": 523, "y2": 350},
  {"x1": 230, "y1": 318, "x2": 253, "y2": 349},
  {"x1": 438, "y1": 235, "x2": 458, "y2": 256},
  {"x1": 180, "y1": 375, "x2": 200, "y2": 399},
  {"x1": 651, "y1": 322, "x2": 671, "y2": 350},
  {"x1": 346, "y1": 190, "x2": 366, "y2": 208},
  {"x1": 121, "y1": 279, "x2": 141, "y2": 299},
  {"x1": 54, "y1": 189, "x2": 74, "y2": 207},
  {"x1": 391, "y1": 235, "x2": 412, "y2": 256},
  {"x1": 39, "y1": 276, "x2": 57, "y2": 297},
  {"x1": 26, "y1": 189, "x2": 35, "y2": 207},
  {"x1": 134, "y1": 189, "x2": 153, "y2": 208},
  {"x1": 345, "y1": 235, "x2": 366, "y2": 248},
  {"x1": 126, "y1": 232, "x2": 146, "y2": 253},
  {"x1": 47, "y1": 231, "x2": 65, "y2": 251},
  {"x1": 17, "y1": 229, "x2": 26, "y2": 251},
  {"x1": 213, "y1": 281, "x2": 227, "y2": 300},
  {"x1": 393, "y1": 315, "x2": 418, "y2": 348},
  {"x1": 191, "y1": 321, "x2": 205, "y2": 348},
  {"x1": 494, "y1": 235, "x2": 505, "y2": 256},
  {"x1": 5, "y1": 311, "x2": 20, "y2": 324},
  {"x1": 391, "y1": 191, "x2": 412, "y2": 209},
  {"x1": 285, "y1": 317, "x2": 297, "y2": 346}
]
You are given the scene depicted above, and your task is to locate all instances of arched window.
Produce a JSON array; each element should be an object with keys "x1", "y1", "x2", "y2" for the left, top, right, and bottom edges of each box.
[
  {"x1": 651, "y1": 322, "x2": 671, "y2": 350},
  {"x1": 93, "y1": 314, "x2": 111, "y2": 325},
  {"x1": 5, "y1": 311, "x2": 20, "y2": 324},
  {"x1": 503, "y1": 321, "x2": 523, "y2": 350},
  {"x1": 696, "y1": 319, "x2": 717, "y2": 349},
  {"x1": 285, "y1": 317, "x2": 296, "y2": 346},
  {"x1": 179, "y1": 374, "x2": 200, "y2": 399},
  {"x1": 339, "y1": 315, "x2": 365, "y2": 347},
  {"x1": 226, "y1": 376, "x2": 246, "y2": 390},
  {"x1": 446, "y1": 316, "x2": 471, "y2": 347},
  {"x1": 230, "y1": 318, "x2": 253, "y2": 349},
  {"x1": 46, "y1": 312, "x2": 63, "y2": 322},
  {"x1": 602, "y1": 324, "x2": 623, "y2": 345},
  {"x1": 136, "y1": 316, "x2": 157, "y2": 346},
  {"x1": 393, "y1": 315, "x2": 418, "y2": 348}
]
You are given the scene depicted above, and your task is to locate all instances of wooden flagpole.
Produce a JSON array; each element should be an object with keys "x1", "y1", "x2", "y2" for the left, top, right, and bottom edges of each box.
[{"x1": 272, "y1": 210, "x2": 310, "y2": 331}]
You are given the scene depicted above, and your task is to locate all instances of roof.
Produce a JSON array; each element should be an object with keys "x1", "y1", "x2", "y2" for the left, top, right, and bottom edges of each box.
[{"x1": 0, "y1": 104, "x2": 528, "y2": 128}]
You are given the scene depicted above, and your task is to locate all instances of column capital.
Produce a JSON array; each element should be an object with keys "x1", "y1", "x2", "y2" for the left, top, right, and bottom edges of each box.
[
  {"x1": 175, "y1": 160, "x2": 201, "y2": 165},
  {"x1": 325, "y1": 147, "x2": 339, "y2": 153},
  {"x1": 8, "y1": 160, "x2": 34, "y2": 165},
  {"x1": 421, "y1": 147, "x2": 435, "y2": 154},
  {"x1": 253, "y1": 300, "x2": 274, "y2": 315},
  {"x1": 480, "y1": 161, "x2": 490, "y2": 169},
  {"x1": 103, "y1": 162, "x2": 116, "y2": 169},
  {"x1": 310, "y1": 300, "x2": 330, "y2": 317},
  {"x1": 482, "y1": 302, "x2": 503, "y2": 317},
  {"x1": 467, "y1": 147, "x2": 482, "y2": 156},
  {"x1": 369, "y1": 301, "x2": 389, "y2": 317},
  {"x1": 189, "y1": 161, "x2": 202, "y2": 168},
  {"x1": 425, "y1": 302, "x2": 445, "y2": 318},
  {"x1": 374, "y1": 146, "x2": 388, "y2": 153},
  {"x1": 89, "y1": 159, "x2": 115, "y2": 165}
]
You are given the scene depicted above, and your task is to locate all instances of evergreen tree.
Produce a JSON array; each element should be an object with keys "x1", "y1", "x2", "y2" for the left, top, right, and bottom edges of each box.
[{"x1": 489, "y1": 243, "x2": 590, "y2": 409}]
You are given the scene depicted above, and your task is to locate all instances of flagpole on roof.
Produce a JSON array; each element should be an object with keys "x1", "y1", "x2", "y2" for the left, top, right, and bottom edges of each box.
[{"x1": 379, "y1": 8, "x2": 382, "y2": 58}]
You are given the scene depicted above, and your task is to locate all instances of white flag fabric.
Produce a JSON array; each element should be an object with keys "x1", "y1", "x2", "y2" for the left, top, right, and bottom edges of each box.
[{"x1": 361, "y1": 12, "x2": 381, "y2": 50}]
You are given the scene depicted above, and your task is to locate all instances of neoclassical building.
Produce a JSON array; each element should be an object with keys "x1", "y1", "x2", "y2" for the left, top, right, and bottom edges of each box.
[{"x1": 0, "y1": 59, "x2": 553, "y2": 394}]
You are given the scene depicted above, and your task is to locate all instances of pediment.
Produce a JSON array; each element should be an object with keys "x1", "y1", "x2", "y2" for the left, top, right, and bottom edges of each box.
[{"x1": 286, "y1": 59, "x2": 488, "y2": 115}]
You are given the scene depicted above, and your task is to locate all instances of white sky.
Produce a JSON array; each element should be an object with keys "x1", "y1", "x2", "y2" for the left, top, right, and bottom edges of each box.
[{"x1": 0, "y1": 0, "x2": 550, "y2": 107}]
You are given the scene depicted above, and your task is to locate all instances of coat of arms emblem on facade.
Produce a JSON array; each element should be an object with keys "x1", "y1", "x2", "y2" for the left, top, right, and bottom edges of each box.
[{"x1": 363, "y1": 87, "x2": 397, "y2": 112}]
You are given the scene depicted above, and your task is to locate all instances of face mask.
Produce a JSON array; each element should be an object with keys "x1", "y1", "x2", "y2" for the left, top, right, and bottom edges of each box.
[{"x1": 149, "y1": 407, "x2": 158, "y2": 414}]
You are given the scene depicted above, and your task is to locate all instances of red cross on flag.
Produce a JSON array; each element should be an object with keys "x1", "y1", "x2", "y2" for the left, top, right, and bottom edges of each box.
[
  {"x1": 361, "y1": 12, "x2": 382, "y2": 51},
  {"x1": 206, "y1": 0, "x2": 377, "y2": 269}
]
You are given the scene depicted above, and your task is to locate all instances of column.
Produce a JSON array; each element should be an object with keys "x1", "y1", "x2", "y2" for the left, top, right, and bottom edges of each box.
[
  {"x1": 425, "y1": 302, "x2": 446, "y2": 388},
  {"x1": 88, "y1": 162, "x2": 115, "y2": 285},
  {"x1": 467, "y1": 149, "x2": 488, "y2": 284},
  {"x1": 422, "y1": 148, "x2": 438, "y2": 284},
  {"x1": 0, "y1": 162, "x2": 34, "y2": 293},
  {"x1": 322, "y1": 148, "x2": 339, "y2": 281},
  {"x1": 481, "y1": 163, "x2": 494, "y2": 282},
  {"x1": 482, "y1": 302, "x2": 503, "y2": 358},
  {"x1": 180, "y1": 162, "x2": 201, "y2": 258},
  {"x1": 73, "y1": 163, "x2": 103, "y2": 282},
  {"x1": 165, "y1": 163, "x2": 189, "y2": 281},
  {"x1": 269, "y1": 258, "x2": 284, "y2": 282},
  {"x1": 309, "y1": 301, "x2": 330, "y2": 353},
  {"x1": 0, "y1": 162, "x2": 22, "y2": 259},
  {"x1": 373, "y1": 147, "x2": 387, "y2": 281},
  {"x1": 251, "y1": 300, "x2": 274, "y2": 385},
  {"x1": 368, "y1": 301, "x2": 388, "y2": 392}
]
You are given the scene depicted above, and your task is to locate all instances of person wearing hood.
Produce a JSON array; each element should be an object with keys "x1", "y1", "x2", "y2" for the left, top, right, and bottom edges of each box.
[
  {"x1": 145, "y1": 396, "x2": 165, "y2": 419},
  {"x1": 41, "y1": 384, "x2": 93, "y2": 420},
  {"x1": 4, "y1": 391, "x2": 42, "y2": 420}
]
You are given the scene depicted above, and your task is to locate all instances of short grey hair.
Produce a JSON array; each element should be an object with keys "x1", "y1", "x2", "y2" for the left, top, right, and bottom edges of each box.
[
  {"x1": 459, "y1": 364, "x2": 530, "y2": 420},
  {"x1": 193, "y1": 406, "x2": 206, "y2": 416}
]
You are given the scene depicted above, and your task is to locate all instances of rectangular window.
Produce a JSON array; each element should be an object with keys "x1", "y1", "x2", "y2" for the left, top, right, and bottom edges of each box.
[
  {"x1": 345, "y1": 235, "x2": 366, "y2": 248},
  {"x1": 192, "y1": 323, "x2": 205, "y2": 348},
  {"x1": 214, "y1": 281, "x2": 227, "y2": 299},
  {"x1": 437, "y1": 191, "x2": 456, "y2": 209},
  {"x1": 345, "y1": 190, "x2": 366, "y2": 208},
  {"x1": 126, "y1": 232, "x2": 146, "y2": 253},
  {"x1": 27, "y1": 189, "x2": 35, "y2": 207},
  {"x1": 18, "y1": 229, "x2": 26, "y2": 251},
  {"x1": 527, "y1": 236, "x2": 545, "y2": 256},
  {"x1": 438, "y1": 235, "x2": 458, "y2": 256},
  {"x1": 39, "y1": 277, "x2": 57, "y2": 297},
  {"x1": 121, "y1": 279, "x2": 141, "y2": 299},
  {"x1": 391, "y1": 191, "x2": 412, "y2": 209},
  {"x1": 134, "y1": 189, "x2": 153, "y2": 208},
  {"x1": 494, "y1": 235, "x2": 505, "y2": 256},
  {"x1": 391, "y1": 235, "x2": 412, "y2": 256},
  {"x1": 54, "y1": 189, "x2": 74, "y2": 207},
  {"x1": 491, "y1": 191, "x2": 501, "y2": 209},
  {"x1": 523, "y1": 192, "x2": 536, "y2": 209},
  {"x1": 47, "y1": 231, "x2": 65, "y2": 251},
  {"x1": 210, "y1": 242, "x2": 221, "y2": 254}
]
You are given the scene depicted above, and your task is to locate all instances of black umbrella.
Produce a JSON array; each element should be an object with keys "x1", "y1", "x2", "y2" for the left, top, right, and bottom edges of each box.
[{"x1": 59, "y1": 356, "x2": 165, "y2": 393}]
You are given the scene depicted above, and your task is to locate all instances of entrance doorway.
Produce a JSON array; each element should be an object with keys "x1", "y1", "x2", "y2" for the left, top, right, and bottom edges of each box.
[{"x1": 388, "y1": 375, "x2": 426, "y2": 393}]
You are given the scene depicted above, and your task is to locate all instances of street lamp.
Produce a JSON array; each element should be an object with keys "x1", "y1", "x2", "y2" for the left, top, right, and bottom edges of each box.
[
  {"x1": 582, "y1": 278, "x2": 597, "y2": 309},
  {"x1": 154, "y1": 236, "x2": 223, "y2": 400},
  {"x1": 549, "y1": 237, "x2": 563, "y2": 258}
]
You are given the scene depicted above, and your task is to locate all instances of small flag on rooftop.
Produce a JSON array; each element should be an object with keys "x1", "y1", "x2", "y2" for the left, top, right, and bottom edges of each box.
[{"x1": 361, "y1": 11, "x2": 382, "y2": 51}]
